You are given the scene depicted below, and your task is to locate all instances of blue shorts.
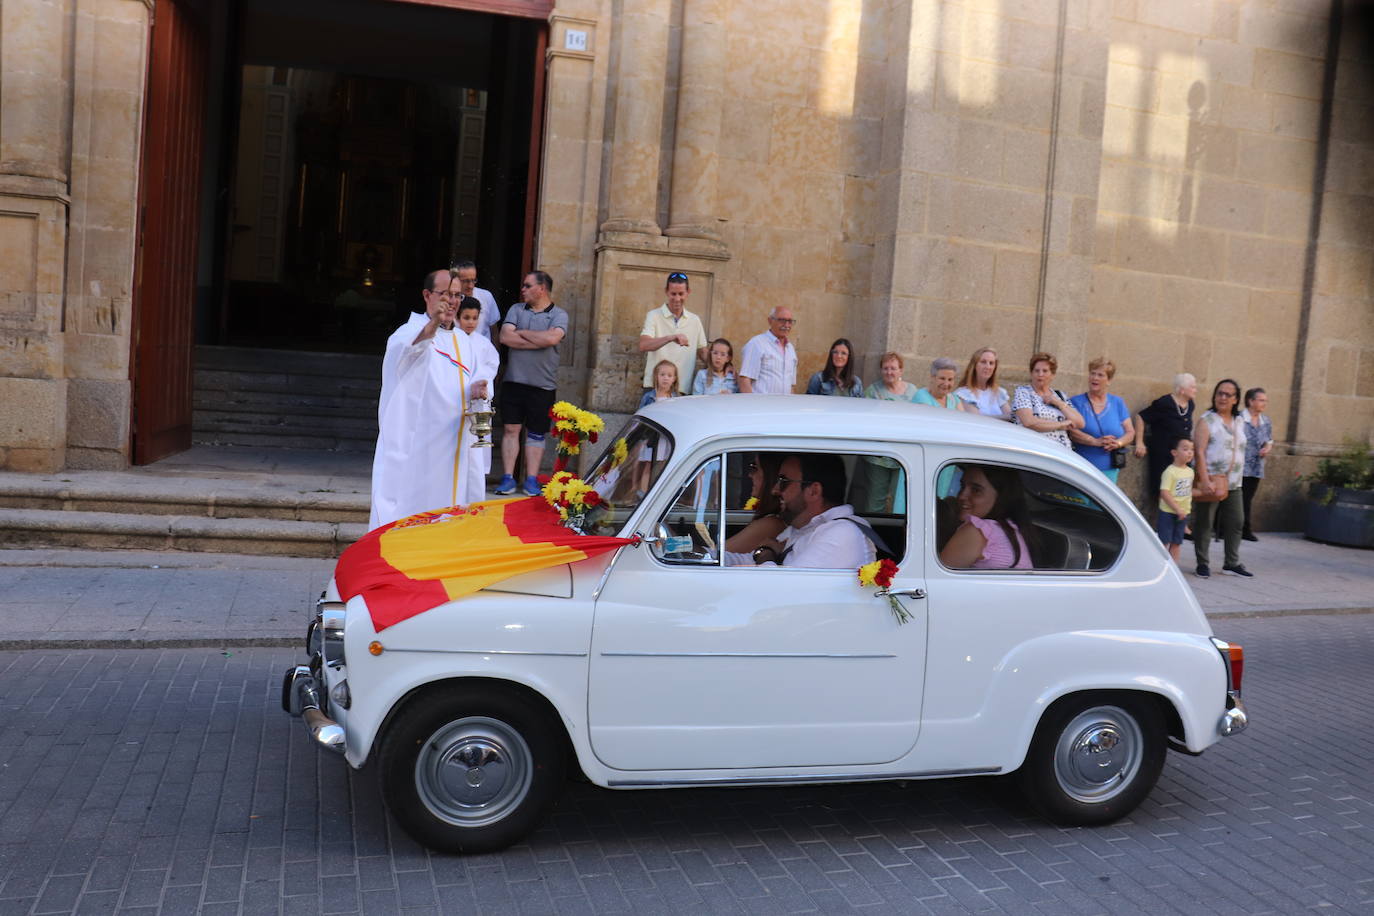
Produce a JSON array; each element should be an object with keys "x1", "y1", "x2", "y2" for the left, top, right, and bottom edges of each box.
[{"x1": 1156, "y1": 511, "x2": 1187, "y2": 545}]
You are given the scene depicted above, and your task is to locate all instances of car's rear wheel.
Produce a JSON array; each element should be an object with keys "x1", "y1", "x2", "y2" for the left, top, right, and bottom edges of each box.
[
  {"x1": 1017, "y1": 692, "x2": 1166, "y2": 826},
  {"x1": 378, "y1": 686, "x2": 566, "y2": 853}
]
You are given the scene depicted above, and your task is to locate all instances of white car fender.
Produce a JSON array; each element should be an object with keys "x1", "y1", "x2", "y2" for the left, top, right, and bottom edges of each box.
[
  {"x1": 989, "y1": 630, "x2": 1228, "y2": 768},
  {"x1": 336, "y1": 591, "x2": 594, "y2": 769}
]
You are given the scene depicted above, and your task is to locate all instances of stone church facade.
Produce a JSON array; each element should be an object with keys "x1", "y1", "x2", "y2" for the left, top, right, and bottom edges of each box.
[{"x1": 1, "y1": 0, "x2": 1371, "y2": 524}]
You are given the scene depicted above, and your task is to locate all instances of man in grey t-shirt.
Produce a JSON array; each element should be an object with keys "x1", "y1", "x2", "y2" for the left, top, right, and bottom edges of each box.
[{"x1": 495, "y1": 270, "x2": 569, "y2": 496}]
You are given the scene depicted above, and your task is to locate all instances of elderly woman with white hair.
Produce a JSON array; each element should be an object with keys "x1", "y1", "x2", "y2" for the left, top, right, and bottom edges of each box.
[
  {"x1": 914, "y1": 357, "x2": 961, "y2": 409},
  {"x1": 1135, "y1": 372, "x2": 1198, "y2": 517}
]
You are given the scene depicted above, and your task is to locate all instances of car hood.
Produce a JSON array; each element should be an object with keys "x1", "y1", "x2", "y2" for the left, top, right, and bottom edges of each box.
[{"x1": 479, "y1": 564, "x2": 574, "y2": 599}]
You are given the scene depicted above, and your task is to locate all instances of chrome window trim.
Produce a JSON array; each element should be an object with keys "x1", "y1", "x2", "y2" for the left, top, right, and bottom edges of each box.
[
  {"x1": 646, "y1": 446, "x2": 914, "y2": 572},
  {"x1": 931, "y1": 458, "x2": 1127, "y2": 577}
]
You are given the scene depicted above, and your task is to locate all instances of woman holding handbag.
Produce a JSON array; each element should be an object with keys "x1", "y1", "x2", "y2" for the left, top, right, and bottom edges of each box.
[
  {"x1": 1191, "y1": 378, "x2": 1251, "y2": 580},
  {"x1": 1069, "y1": 357, "x2": 1135, "y2": 485}
]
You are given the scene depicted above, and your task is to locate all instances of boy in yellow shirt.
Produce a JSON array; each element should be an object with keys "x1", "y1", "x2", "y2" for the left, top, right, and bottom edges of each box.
[{"x1": 1157, "y1": 437, "x2": 1195, "y2": 562}]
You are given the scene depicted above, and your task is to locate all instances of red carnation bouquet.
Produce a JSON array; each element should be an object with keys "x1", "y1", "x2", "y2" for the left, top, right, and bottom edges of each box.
[{"x1": 857, "y1": 559, "x2": 910, "y2": 624}]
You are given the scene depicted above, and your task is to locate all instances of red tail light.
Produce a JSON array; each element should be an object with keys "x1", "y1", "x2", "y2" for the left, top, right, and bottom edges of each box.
[{"x1": 1211, "y1": 638, "x2": 1244, "y2": 695}]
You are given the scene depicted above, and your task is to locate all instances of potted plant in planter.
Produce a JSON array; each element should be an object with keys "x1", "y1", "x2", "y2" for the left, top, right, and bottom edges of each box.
[{"x1": 1304, "y1": 439, "x2": 1374, "y2": 548}]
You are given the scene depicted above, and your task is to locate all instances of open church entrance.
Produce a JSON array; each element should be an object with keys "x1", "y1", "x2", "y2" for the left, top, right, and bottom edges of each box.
[{"x1": 218, "y1": 0, "x2": 545, "y2": 353}]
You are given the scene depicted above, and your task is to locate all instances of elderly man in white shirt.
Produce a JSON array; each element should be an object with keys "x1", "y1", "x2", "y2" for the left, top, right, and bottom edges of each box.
[
  {"x1": 738, "y1": 307, "x2": 798, "y2": 394},
  {"x1": 739, "y1": 453, "x2": 877, "y2": 568}
]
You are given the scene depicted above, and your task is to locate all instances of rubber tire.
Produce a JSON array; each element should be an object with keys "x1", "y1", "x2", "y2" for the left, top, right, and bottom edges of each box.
[
  {"x1": 1016, "y1": 692, "x2": 1166, "y2": 827},
  {"x1": 378, "y1": 686, "x2": 566, "y2": 854}
]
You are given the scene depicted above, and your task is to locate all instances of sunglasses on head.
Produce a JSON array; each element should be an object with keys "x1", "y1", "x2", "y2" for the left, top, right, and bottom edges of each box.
[{"x1": 668, "y1": 272, "x2": 688, "y2": 281}]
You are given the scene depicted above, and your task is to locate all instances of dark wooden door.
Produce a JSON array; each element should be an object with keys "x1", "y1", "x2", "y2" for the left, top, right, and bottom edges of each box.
[{"x1": 132, "y1": 0, "x2": 207, "y2": 464}]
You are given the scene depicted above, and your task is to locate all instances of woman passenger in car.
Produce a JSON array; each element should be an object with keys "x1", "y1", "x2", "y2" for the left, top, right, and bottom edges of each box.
[
  {"x1": 723, "y1": 452, "x2": 786, "y2": 557},
  {"x1": 939, "y1": 465, "x2": 1036, "y2": 569}
]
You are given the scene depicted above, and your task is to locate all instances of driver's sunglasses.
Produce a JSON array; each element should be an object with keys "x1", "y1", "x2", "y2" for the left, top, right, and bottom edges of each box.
[{"x1": 774, "y1": 475, "x2": 812, "y2": 490}]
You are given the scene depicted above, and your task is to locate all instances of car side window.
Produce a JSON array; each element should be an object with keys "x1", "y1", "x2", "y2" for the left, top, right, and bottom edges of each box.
[
  {"x1": 651, "y1": 456, "x2": 722, "y2": 566},
  {"x1": 935, "y1": 462, "x2": 1124, "y2": 572}
]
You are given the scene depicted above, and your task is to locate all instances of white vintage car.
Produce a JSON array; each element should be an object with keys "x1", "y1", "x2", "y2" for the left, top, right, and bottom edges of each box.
[{"x1": 282, "y1": 396, "x2": 1247, "y2": 853}]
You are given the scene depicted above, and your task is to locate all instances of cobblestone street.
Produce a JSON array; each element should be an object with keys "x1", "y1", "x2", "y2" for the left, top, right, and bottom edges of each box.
[{"x1": 0, "y1": 612, "x2": 1371, "y2": 914}]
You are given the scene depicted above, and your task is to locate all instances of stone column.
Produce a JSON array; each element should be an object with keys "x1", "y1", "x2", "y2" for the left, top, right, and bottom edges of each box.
[
  {"x1": 664, "y1": 0, "x2": 724, "y2": 240},
  {"x1": 599, "y1": 0, "x2": 671, "y2": 235},
  {"x1": 0, "y1": 0, "x2": 76, "y2": 471}
]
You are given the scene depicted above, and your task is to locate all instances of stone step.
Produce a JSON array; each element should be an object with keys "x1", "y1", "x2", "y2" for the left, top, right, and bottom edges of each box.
[
  {"x1": 195, "y1": 344, "x2": 384, "y2": 380},
  {"x1": 193, "y1": 408, "x2": 379, "y2": 436},
  {"x1": 191, "y1": 428, "x2": 377, "y2": 451},
  {"x1": 0, "y1": 507, "x2": 365, "y2": 558},
  {"x1": 194, "y1": 369, "x2": 381, "y2": 401},
  {"x1": 193, "y1": 388, "x2": 379, "y2": 419},
  {"x1": 0, "y1": 476, "x2": 371, "y2": 523}
]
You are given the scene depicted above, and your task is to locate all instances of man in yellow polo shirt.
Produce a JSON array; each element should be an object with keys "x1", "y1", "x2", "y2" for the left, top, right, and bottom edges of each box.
[{"x1": 637, "y1": 271, "x2": 708, "y2": 395}]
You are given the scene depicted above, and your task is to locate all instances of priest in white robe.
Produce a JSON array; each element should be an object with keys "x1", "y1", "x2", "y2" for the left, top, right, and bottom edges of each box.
[{"x1": 369, "y1": 270, "x2": 499, "y2": 530}]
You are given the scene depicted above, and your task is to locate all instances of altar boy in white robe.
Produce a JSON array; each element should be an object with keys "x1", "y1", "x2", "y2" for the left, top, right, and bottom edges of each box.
[
  {"x1": 369, "y1": 270, "x2": 500, "y2": 530},
  {"x1": 456, "y1": 296, "x2": 500, "y2": 477}
]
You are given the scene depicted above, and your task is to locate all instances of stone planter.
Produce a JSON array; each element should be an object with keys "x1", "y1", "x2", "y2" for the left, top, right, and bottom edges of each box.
[{"x1": 1304, "y1": 484, "x2": 1374, "y2": 548}]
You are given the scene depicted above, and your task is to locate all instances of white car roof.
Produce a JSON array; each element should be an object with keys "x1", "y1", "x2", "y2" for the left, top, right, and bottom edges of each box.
[{"x1": 636, "y1": 395, "x2": 1064, "y2": 458}]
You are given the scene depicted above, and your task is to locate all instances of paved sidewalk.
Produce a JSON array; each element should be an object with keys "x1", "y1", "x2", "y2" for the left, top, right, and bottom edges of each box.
[{"x1": 1, "y1": 532, "x2": 1368, "y2": 648}]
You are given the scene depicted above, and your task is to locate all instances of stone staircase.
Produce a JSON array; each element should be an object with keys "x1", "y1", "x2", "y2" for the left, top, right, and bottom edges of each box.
[
  {"x1": 0, "y1": 452, "x2": 371, "y2": 558},
  {"x1": 193, "y1": 345, "x2": 381, "y2": 451}
]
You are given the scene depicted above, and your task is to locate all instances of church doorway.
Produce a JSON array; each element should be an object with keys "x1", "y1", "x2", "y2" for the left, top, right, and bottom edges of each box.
[
  {"x1": 213, "y1": 0, "x2": 547, "y2": 353},
  {"x1": 132, "y1": 0, "x2": 549, "y2": 463}
]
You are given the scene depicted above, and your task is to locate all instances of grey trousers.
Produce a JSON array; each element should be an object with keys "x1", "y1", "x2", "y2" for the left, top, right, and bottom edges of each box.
[{"x1": 1193, "y1": 488, "x2": 1243, "y2": 569}]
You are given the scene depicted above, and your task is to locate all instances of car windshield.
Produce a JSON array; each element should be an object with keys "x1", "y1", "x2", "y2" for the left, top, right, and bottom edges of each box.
[{"x1": 577, "y1": 417, "x2": 674, "y2": 536}]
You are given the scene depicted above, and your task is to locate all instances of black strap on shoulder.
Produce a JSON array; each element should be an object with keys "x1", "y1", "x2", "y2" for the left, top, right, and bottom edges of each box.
[{"x1": 842, "y1": 516, "x2": 893, "y2": 557}]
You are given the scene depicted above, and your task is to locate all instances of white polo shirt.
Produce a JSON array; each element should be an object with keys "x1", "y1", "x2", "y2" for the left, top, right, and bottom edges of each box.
[
  {"x1": 738, "y1": 330, "x2": 797, "y2": 395},
  {"x1": 640, "y1": 303, "x2": 707, "y2": 393}
]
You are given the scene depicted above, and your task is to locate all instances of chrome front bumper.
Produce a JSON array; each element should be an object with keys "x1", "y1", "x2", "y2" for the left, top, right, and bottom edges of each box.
[
  {"x1": 1218, "y1": 691, "x2": 1248, "y2": 737},
  {"x1": 280, "y1": 602, "x2": 348, "y2": 755}
]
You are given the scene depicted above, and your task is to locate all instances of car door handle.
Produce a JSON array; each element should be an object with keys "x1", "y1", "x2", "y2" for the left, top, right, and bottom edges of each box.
[{"x1": 887, "y1": 588, "x2": 926, "y2": 600}]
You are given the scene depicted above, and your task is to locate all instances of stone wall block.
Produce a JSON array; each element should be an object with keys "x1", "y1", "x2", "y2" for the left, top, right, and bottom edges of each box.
[
  {"x1": 933, "y1": 178, "x2": 1045, "y2": 249},
  {"x1": 1264, "y1": 187, "x2": 1315, "y2": 240},
  {"x1": 1114, "y1": 217, "x2": 1227, "y2": 280},
  {"x1": 993, "y1": 248, "x2": 1040, "y2": 308},
  {"x1": 1225, "y1": 236, "x2": 1306, "y2": 291},
  {"x1": 1253, "y1": 48, "x2": 1325, "y2": 99},
  {"x1": 1106, "y1": 63, "x2": 1160, "y2": 114},
  {"x1": 1192, "y1": 176, "x2": 1268, "y2": 232},
  {"x1": 1000, "y1": 126, "x2": 1050, "y2": 189},
  {"x1": 1239, "y1": 5, "x2": 1329, "y2": 59},
  {"x1": 1210, "y1": 0, "x2": 1241, "y2": 41},
  {"x1": 1248, "y1": 289, "x2": 1303, "y2": 339},
  {"x1": 1315, "y1": 244, "x2": 1373, "y2": 299},
  {"x1": 1356, "y1": 349, "x2": 1374, "y2": 399},
  {"x1": 1270, "y1": 93, "x2": 1323, "y2": 140},
  {"x1": 720, "y1": 97, "x2": 771, "y2": 165},
  {"x1": 1235, "y1": 132, "x2": 1317, "y2": 189},
  {"x1": 66, "y1": 378, "x2": 130, "y2": 449},
  {"x1": 0, "y1": 376, "x2": 66, "y2": 449},
  {"x1": 1325, "y1": 344, "x2": 1356, "y2": 395},
  {"x1": 1319, "y1": 190, "x2": 1374, "y2": 246}
]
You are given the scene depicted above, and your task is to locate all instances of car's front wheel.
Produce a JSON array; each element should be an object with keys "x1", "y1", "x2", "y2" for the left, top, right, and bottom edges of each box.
[
  {"x1": 378, "y1": 686, "x2": 566, "y2": 853},
  {"x1": 1017, "y1": 692, "x2": 1166, "y2": 826}
]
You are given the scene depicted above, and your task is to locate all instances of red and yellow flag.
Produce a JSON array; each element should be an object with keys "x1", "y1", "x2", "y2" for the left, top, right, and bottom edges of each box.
[{"x1": 335, "y1": 496, "x2": 637, "y2": 632}]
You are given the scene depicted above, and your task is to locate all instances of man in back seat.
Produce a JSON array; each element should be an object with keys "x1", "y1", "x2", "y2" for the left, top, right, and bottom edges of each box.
[{"x1": 740, "y1": 453, "x2": 877, "y2": 568}]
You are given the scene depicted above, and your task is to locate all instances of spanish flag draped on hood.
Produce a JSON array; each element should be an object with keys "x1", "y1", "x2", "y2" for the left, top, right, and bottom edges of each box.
[{"x1": 335, "y1": 496, "x2": 638, "y2": 632}]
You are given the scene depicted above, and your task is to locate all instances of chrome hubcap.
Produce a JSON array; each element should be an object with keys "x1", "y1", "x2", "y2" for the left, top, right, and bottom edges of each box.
[
  {"x1": 1052, "y1": 706, "x2": 1143, "y2": 803},
  {"x1": 416, "y1": 717, "x2": 532, "y2": 827}
]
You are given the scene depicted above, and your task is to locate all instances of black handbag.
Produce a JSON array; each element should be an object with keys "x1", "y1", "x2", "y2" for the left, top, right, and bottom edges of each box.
[{"x1": 1088, "y1": 397, "x2": 1127, "y2": 469}]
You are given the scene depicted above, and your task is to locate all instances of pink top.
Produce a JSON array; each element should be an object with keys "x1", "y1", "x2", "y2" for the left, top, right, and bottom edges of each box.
[{"x1": 966, "y1": 516, "x2": 1032, "y2": 569}]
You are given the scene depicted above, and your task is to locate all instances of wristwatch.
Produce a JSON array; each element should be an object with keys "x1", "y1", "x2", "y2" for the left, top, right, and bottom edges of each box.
[{"x1": 752, "y1": 545, "x2": 779, "y2": 565}]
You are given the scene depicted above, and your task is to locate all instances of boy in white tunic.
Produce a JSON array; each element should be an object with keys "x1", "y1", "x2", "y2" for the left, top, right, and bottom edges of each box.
[
  {"x1": 456, "y1": 297, "x2": 500, "y2": 477},
  {"x1": 369, "y1": 271, "x2": 499, "y2": 530}
]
